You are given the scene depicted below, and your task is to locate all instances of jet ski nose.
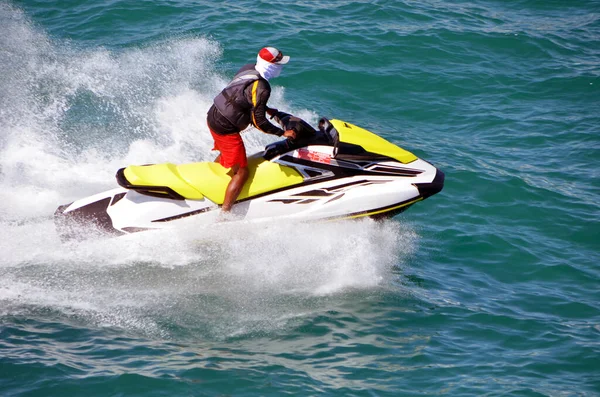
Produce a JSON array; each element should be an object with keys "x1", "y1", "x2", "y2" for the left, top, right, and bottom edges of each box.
[{"x1": 414, "y1": 169, "x2": 445, "y2": 199}]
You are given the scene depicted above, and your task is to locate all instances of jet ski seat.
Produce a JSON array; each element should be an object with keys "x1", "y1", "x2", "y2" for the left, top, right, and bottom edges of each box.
[{"x1": 117, "y1": 156, "x2": 304, "y2": 204}]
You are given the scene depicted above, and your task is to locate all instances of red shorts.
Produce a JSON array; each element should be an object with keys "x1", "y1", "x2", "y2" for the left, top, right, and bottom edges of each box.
[{"x1": 209, "y1": 128, "x2": 247, "y2": 168}]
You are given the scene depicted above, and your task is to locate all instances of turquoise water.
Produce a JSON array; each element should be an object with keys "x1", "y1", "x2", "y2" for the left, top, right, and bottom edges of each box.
[{"x1": 1, "y1": 0, "x2": 599, "y2": 395}]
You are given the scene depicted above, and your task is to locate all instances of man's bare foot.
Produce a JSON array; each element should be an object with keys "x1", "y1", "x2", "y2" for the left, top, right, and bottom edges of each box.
[{"x1": 216, "y1": 210, "x2": 238, "y2": 223}]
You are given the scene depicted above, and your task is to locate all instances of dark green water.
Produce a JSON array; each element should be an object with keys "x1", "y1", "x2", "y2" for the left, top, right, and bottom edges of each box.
[{"x1": 1, "y1": 0, "x2": 599, "y2": 395}]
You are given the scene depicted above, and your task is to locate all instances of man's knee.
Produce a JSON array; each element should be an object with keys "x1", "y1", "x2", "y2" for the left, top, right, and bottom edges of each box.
[
  {"x1": 229, "y1": 164, "x2": 248, "y2": 179},
  {"x1": 237, "y1": 166, "x2": 249, "y2": 181}
]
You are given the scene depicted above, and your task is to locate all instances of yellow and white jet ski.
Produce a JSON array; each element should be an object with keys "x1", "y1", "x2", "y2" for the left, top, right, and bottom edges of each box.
[{"x1": 54, "y1": 117, "x2": 444, "y2": 240}]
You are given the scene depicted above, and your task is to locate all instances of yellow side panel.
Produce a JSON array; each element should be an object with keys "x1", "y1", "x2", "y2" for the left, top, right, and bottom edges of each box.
[
  {"x1": 177, "y1": 155, "x2": 305, "y2": 204},
  {"x1": 330, "y1": 119, "x2": 417, "y2": 164},
  {"x1": 124, "y1": 163, "x2": 205, "y2": 200}
]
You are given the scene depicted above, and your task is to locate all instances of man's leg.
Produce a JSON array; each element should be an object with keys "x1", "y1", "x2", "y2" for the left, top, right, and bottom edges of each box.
[
  {"x1": 208, "y1": 129, "x2": 248, "y2": 212},
  {"x1": 222, "y1": 165, "x2": 249, "y2": 212}
]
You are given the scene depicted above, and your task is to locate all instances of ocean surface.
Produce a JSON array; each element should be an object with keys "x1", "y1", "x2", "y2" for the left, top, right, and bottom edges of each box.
[{"x1": 1, "y1": 0, "x2": 599, "y2": 395}]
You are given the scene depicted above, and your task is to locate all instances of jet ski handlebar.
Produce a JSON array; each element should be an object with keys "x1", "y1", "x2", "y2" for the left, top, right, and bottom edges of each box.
[{"x1": 263, "y1": 115, "x2": 338, "y2": 160}]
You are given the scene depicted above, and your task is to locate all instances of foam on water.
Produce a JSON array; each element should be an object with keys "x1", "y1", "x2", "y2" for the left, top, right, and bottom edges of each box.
[
  {"x1": 0, "y1": 217, "x2": 416, "y2": 338},
  {"x1": 0, "y1": 4, "x2": 417, "y2": 338},
  {"x1": 0, "y1": 7, "x2": 224, "y2": 220}
]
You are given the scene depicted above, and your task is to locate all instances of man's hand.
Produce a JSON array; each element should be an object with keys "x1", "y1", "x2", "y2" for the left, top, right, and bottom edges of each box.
[{"x1": 283, "y1": 129, "x2": 296, "y2": 140}]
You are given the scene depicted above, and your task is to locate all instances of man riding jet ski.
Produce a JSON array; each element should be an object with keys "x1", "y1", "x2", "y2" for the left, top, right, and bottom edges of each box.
[
  {"x1": 207, "y1": 47, "x2": 295, "y2": 215},
  {"x1": 54, "y1": 113, "x2": 444, "y2": 240}
]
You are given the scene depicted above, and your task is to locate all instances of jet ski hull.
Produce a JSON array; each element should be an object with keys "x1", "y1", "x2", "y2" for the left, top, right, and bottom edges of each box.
[{"x1": 55, "y1": 119, "x2": 444, "y2": 240}]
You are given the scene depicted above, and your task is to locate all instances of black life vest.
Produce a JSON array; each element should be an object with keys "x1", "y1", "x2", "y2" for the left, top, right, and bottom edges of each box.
[{"x1": 213, "y1": 66, "x2": 262, "y2": 131}]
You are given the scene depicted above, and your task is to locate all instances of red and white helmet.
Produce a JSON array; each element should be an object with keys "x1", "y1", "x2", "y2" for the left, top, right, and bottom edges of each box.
[{"x1": 258, "y1": 47, "x2": 290, "y2": 64}]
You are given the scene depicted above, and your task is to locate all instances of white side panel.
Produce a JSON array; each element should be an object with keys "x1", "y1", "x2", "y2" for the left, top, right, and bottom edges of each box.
[{"x1": 108, "y1": 191, "x2": 217, "y2": 230}]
